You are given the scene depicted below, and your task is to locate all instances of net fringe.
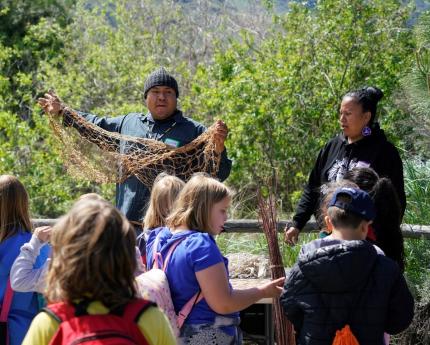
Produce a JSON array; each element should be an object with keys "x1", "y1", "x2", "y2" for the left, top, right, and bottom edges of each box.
[{"x1": 46, "y1": 105, "x2": 222, "y2": 187}]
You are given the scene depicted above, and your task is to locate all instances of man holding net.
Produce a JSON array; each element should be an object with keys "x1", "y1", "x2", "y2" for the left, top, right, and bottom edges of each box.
[{"x1": 38, "y1": 67, "x2": 232, "y2": 230}]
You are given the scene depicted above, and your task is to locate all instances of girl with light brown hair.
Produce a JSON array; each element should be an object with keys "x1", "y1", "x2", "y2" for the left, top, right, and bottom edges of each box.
[
  {"x1": 0, "y1": 175, "x2": 49, "y2": 345},
  {"x1": 144, "y1": 173, "x2": 185, "y2": 231},
  {"x1": 23, "y1": 198, "x2": 175, "y2": 345},
  {"x1": 11, "y1": 192, "x2": 144, "y2": 294},
  {"x1": 0, "y1": 175, "x2": 32, "y2": 242},
  {"x1": 146, "y1": 174, "x2": 284, "y2": 344},
  {"x1": 137, "y1": 173, "x2": 185, "y2": 263}
]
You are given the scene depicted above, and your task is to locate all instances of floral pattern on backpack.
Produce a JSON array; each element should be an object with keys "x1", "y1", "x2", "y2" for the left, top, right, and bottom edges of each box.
[{"x1": 136, "y1": 233, "x2": 202, "y2": 337}]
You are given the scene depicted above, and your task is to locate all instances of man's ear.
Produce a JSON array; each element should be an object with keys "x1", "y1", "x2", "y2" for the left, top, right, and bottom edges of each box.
[{"x1": 324, "y1": 216, "x2": 334, "y2": 231}]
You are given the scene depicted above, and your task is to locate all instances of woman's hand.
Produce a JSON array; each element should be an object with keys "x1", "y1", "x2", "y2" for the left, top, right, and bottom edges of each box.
[{"x1": 284, "y1": 226, "x2": 300, "y2": 246}]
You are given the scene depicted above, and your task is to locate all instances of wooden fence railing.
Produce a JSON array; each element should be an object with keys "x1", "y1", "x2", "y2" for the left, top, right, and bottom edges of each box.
[{"x1": 33, "y1": 219, "x2": 430, "y2": 239}]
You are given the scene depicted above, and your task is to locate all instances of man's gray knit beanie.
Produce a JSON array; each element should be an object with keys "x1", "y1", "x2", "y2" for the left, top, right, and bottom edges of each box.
[{"x1": 143, "y1": 67, "x2": 179, "y2": 99}]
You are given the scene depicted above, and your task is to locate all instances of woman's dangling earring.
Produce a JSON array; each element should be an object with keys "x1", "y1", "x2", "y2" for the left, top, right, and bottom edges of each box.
[{"x1": 362, "y1": 126, "x2": 372, "y2": 136}]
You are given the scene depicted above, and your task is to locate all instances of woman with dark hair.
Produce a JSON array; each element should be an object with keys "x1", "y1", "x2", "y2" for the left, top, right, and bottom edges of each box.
[
  {"x1": 343, "y1": 167, "x2": 406, "y2": 271},
  {"x1": 285, "y1": 86, "x2": 406, "y2": 245}
]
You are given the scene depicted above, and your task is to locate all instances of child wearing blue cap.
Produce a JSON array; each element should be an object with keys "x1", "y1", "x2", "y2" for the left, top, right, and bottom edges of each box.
[{"x1": 280, "y1": 187, "x2": 414, "y2": 345}]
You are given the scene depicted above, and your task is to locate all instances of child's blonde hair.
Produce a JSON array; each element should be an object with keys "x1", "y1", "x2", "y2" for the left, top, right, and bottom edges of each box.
[
  {"x1": 167, "y1": 174, "x2": 232, "y2": 233},
  {"x1": 46, "y1": 198, "x2": 137, "y2": 308},
  {"x1": 144, "y1": 173, "x2": 185, "y2": 230},
  {"x1": 0, "y1": 175, "x2": 31, "y2": 242},
  {"x1": 78, "y1": 192, "x2": 105, "y2": 201}
]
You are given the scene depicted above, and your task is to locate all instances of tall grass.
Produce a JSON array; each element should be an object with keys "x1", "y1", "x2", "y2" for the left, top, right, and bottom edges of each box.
[
  {"x1": 403, "y1": 159, "x2": 430, "y2": 224},
  {"x1": 217, "y1": 232, "x2": 317, "y2": 268},
  {"x1": 403, "y1": 159, "x2": 430, "y2": 293}
]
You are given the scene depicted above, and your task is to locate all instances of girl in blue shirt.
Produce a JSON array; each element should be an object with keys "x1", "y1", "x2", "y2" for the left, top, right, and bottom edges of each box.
[
  {"x1": 0, "y1": 175, "x2": 49, "y2": 345},
  {"x1": 146, "y1": 174, "x2": 284, "y2": 344},
  {"x1": 137, "y1": 173, "x2": 185, "y2": 262}
]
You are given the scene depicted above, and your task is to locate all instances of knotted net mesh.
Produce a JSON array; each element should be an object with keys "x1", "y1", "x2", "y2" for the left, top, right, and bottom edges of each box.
[{"x1": 46, "y1": 105, "x2": 222, "y2": 187}]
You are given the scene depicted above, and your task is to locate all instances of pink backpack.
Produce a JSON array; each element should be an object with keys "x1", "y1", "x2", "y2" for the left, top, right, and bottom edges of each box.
[{"x1": 136, "y1": 233, "x2": 203, "y2": 336}]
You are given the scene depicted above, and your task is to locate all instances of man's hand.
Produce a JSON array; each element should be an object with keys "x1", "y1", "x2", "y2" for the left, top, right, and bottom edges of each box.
[
  {"x1": 284, "y1": 226, "x2": 300, "y2": 246},
  {"x1": 34, "y1": 226, "x2": 52, "y2": 243},
  {"x1": 213, "y1": 120, "x2": 228, "y2": 154},
  {"x1": 38, "y1": 92, "x2": 63, "y2": 116}
]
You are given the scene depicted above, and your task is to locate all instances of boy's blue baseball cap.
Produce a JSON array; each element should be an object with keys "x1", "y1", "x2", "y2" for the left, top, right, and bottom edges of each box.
[{"x1": 328, "y1": 187, "x2": 376, "y2": 221}]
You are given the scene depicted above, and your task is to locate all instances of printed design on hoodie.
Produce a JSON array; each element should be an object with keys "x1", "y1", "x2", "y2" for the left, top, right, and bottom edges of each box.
[
  {"x1": 327, "y1": 158, "x2": 371, "y2": 182},
  {"x1": 327, "y1": 158, "x2": 354, "y2": 182},
  {"x1": 328, "y1": 157, "x2": 370, "y2": 182},
  {"x1": 321, "y1": 158, "x2": 372, "y2": 197}
]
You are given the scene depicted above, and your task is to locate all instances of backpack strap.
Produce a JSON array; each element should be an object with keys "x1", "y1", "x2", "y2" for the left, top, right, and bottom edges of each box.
[
  {"x1": 162, "y1": 238, "x2": 186, "y2": 272},
  {"x1": 42, "y1": 306, "x2": 63, "y2": 324},
  {"x1": 43, "y1": 300, "x2": 107, "y2": 322},
  {"x1": 121, "y1": 299, "x2": 156, "y2": 323},
  {"x1": 0, "y1": 279, "x2": 13, "y2": 323},
  {"x1": 177, "y1": 290, "x2": 204, "y2": 329},
  {"x1": 151, "y1": 232, "x2": 187, "y2": 271},
  {"x1": 152, "y1": 231, "x2": 206, "y2": 327},
  {"x1": 44, "y1": 300, "x2": 156, "y2": 324},
  {"x1": 42, "y1": 302, "x2": 76, "y2": 323}
]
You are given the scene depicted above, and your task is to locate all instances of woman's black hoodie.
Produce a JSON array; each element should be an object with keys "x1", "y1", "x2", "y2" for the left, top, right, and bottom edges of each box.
[{"x1": 292, "y1": 124, "x2": 405, "y2": 231}]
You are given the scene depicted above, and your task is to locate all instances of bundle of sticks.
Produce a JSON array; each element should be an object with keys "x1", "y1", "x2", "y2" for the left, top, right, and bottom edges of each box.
[{"x1": 258, "y1": 190, "x2": 295, "y2": 345}]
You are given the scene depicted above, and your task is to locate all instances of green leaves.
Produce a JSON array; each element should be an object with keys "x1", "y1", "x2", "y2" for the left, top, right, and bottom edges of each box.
[
  {"x1": 0, "y1": 0, "x2": 417, "y2": 217},
  {"x1": 401, "y1": 13, "x2": 430, "y2": 156},
  {"x1": 189, "y1": 0, "x2": 413, "y2": 214}
]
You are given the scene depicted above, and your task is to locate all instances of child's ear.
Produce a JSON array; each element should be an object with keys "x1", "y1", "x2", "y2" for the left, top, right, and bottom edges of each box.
[
  {"x1": 361, "y1": 220, "x2": 371, "y2": 239},
  {"x1": 324, "y1": 216, "x2": 333, "y2": 231}
]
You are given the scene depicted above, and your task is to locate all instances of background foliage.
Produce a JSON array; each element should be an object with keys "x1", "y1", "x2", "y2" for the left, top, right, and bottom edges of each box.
[
  {"x1": 1, "y1": 0, "x2": 430, "y2": 341},
  {"x1": 1, "y1": 0, "x2": 418, "y2": 216},
  {"x1": 189, "y1": 0, "x2": 414, "y2": 212}
]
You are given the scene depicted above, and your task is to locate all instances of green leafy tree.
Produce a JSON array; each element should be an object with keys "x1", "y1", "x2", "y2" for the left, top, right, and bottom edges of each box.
[
  {"x1": 0, "y1": 0, "x2": 106, "y2": 217},
  {"x1": 0, "y1": 0, "x2": 73, "y2": 116},
  {"x1": 0, "y1": 0, "x2": 417, "y2": 218},
  {"x1": 0, "y1": 0, "x2": 272, "y2": 217},
  {"x1": 189, "y1": 0, "x2": 414, "y2": 214},
  {"x1": 402, "y1": 12, "x2": 430, "y2": 157}
]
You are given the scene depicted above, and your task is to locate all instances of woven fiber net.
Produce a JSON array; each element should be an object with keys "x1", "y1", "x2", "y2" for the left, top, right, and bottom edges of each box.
[{"x1": 46, "y1": 105, "x2": 222, "y2": 187}]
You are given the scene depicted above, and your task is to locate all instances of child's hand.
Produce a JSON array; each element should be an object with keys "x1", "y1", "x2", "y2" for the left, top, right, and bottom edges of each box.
[
  {"x1": 34, "y1": 226, "x2": 52, "y2": 243},
  {"x1": 261, "y1": 277, "x2": 285, "y2": 298}
]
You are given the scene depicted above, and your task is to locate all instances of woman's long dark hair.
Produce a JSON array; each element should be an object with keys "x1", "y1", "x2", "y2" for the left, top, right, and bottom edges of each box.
[{"x1": 344, "y1": 167, "x2": 405, "y2": 271}]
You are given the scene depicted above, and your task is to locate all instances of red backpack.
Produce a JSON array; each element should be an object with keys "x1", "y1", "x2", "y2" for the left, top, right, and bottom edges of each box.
[{"x1": 43, "y1": 299, "x2": 153, "y2": 345}]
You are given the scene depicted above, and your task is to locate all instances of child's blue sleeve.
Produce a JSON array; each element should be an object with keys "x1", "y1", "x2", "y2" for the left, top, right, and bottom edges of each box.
[
  {"x1": 187, "y1": 234, "x2": 224, "y2": 273},
  {"x1": 34, "y1": 244, "x2": 51, "y2": 268}
]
